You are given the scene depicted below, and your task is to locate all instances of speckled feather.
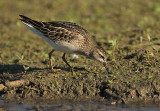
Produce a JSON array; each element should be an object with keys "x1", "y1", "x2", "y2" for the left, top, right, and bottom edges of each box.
[
  {"x1": 19, "y1": 15, "x2": 89, "y2": 42},
  {"x1": 19, "y1": 15, "x2": 95, "y2": 55}
]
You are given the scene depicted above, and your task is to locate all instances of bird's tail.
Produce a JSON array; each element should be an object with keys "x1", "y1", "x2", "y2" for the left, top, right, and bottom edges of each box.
[{"x1": 19, "y1": 15, "x2": 43, "y2": 28}]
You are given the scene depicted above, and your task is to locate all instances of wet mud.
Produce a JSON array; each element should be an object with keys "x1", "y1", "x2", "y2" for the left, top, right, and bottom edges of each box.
[{"x1": 0, "y1": 0, "x2": 160, "y2": 105}]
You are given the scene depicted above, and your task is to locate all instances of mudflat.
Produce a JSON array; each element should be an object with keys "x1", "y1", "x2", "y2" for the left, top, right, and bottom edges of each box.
[{"x1": 0, "y1": 0, "x2": 160, "y2": 104}]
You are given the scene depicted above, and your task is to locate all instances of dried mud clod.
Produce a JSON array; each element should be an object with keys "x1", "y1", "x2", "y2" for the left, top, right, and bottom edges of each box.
[{"x1": 0, "y1": 79, "x2": 30, "y2": 92}]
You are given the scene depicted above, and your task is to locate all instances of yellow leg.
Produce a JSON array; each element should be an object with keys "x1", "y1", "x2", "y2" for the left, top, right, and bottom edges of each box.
[{"x1": 48, "y1": 49, "x2": 55, "y2": 72}]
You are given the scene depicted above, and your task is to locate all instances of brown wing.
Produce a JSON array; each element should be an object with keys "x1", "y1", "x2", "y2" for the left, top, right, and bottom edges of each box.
[
  {"x1": 47, "y1": 21, "x2": 89, "y2": 37},
  {"x1": 19, "y1": 15, "x2": 89, "y2": 42}
]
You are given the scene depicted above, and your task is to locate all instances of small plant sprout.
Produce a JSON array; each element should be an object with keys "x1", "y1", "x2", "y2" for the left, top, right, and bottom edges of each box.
[
  {"x1": 147, "y1": 34, "x2": 151, "y2": 41},
  {"x1": 148, "y1": 75, "x2": 153, "y2": 79},
  {"x1": 23, "y1": 65, "x2": 30, "y2": 72},
  {"x1": 42, "y1": 52, "x2": 48, "y2": 58},
  {"x1": 107, "y1": 50, "x2": 112, "y2": 55},
  {"x1": 140, "y1": 36, "x2": 143, "y2": 43},
  {"x1": 108, "y1": 39, "x2": 118, "y2": 47},
  {"x1": 14, "y1": 53, "x2": 24, "y2": 63}
]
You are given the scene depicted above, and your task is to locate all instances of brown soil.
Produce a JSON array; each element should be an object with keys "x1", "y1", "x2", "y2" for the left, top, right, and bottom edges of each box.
[{"x1": 0, "y1": 0, "x2": 160, "y2": 105}]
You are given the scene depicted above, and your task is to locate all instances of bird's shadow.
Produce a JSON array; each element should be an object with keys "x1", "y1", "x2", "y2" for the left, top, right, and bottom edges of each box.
[
  {"x1": 53, "y1": 66, "x2": 86, "y2": 71},
  {"x1": 0, "y1": 64, "x2": 25, "y2": 74},
  {"x1": 0, "y1": 64, "x2": 47, "y2": 82},
  {"x1": 0, "y1": 64, "x2": 87, "y2": 75},
  {"x1": 0, "y1": 64, "x2": 44, "y2": 74},
  {"x1": 0, "y1": 64, "x2": 25, "y2": 81}
]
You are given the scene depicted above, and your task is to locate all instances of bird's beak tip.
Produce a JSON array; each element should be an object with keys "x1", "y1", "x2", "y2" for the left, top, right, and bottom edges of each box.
[{"x1": 103, "y1": 63, "x2": 111, "y2": 74}]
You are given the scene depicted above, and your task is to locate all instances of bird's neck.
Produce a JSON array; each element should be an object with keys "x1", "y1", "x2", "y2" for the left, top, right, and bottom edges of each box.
[{"x1": 87, "y1": 46, "x2": 97, "y2": 58}]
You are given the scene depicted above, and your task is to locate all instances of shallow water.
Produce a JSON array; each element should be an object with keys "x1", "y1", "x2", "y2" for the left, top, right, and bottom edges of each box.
[{"x1": 1, "y1": 99, "x2": 160, "y2": 111}]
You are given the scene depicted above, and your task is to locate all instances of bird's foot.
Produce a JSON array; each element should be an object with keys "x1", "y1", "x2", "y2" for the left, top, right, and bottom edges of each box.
[
  {"x1": 49, "y1": 67, "x2": 61, "y2": 73},
  {"x1": 69, "y1": 67, "x2": 74, "y2": 75}
]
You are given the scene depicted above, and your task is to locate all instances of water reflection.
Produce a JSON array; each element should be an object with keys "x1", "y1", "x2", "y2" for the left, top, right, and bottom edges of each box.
[{"x1": 0, "y1": 100, "x2": 160, "y2": 111}]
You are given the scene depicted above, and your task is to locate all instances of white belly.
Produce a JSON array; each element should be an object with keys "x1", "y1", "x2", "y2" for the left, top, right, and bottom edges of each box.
[{"x1": 23, "y1": 22, "x2": 77, "y2": 53}]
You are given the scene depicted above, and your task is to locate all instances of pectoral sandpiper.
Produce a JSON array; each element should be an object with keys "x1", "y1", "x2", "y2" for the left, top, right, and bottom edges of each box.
[{"x1": 19, "y1": 15, "x2": 109, "y2": 73}]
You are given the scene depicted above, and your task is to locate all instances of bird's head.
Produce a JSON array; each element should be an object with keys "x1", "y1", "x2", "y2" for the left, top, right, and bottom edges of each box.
[{"x1": 90, "y1": 46, "x2": 109, "y2": 72}]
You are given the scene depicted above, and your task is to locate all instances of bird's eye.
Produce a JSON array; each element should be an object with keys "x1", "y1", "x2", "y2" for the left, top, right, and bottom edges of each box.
[{"x1": 99, "y1": 54, "x2": 104, "y2": 60}]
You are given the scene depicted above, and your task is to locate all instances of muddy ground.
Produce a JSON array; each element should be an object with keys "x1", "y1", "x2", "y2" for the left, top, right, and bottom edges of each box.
[{"x1": 0, "y1": 0, "x2": 160, "y2": 104}]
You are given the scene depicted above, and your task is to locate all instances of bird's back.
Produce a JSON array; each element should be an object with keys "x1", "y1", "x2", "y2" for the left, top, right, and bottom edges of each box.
[
  {"x1": 19, "y1": 15, "x2": 90, "y2": 41},
  {"x1": 19, "y1": 15, "x2": 94, "y2": 55}
]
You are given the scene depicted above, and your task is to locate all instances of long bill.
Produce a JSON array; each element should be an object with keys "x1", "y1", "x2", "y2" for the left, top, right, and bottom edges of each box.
[{"x1": 103, "y1": 62, "x2": 111, "y2": 74}]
